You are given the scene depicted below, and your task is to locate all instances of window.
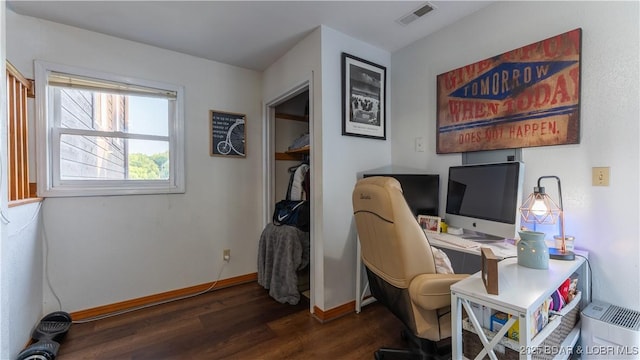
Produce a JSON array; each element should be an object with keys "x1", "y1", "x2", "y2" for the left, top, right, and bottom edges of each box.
[{"x1": 35, "y1": 61, "x2": 185, "y2": 196}]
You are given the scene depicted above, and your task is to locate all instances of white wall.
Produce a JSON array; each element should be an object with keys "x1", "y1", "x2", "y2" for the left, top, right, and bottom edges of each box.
[
  {"x1": 0, "y1": 4, "x2": 8, "y2": 358},
  {"x1": 262, "y1": 28, "x2": 323, "y2": 309},
  {"x1": 1, "y1": 11, "x2": 43, "y2": 357},
  {"x1": 319, "y1": 27, "x2": 391, "y2": 309},
  {"x1": 7, "y1": 10, "x2": 264, "y2": 313},
  {"x1": 262, "y1": 26, "x2": 391, "y2": 311},
  {"x1": 391, "y1": 1, "x2": 640, "y2": 309},
  {"x1": 1, "y1": 7, "x2": 42, "y2": 359},
  {"x1": 3, "y1": 204, "x2": 43, "y2": 359}
]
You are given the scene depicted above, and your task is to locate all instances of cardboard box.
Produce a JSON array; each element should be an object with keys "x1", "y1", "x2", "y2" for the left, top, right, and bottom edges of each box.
[
  {"x1": 490, "y1": 312, "x2": 519, "y2": 341},
  {"x1": 490, "y1": 312, "x2": 508, "y2": 332}
]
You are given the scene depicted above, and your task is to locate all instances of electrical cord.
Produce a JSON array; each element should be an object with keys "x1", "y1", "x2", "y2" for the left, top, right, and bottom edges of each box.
[
  {"x1": 0, "y1": 210, "x2": 10, "y2": 225},
  {"x1": 41, "y1": 201, "x2": 64, "y2": 311},
  {"x1": 504, "y1": 253, "x2": 592, "y2": 306},
  {"x1": 7, "y1": 201, "x2": 42, "y2": 237},
  {"x1": 42, "y1": 207, "x2": 230, "y2": 324},
  {"x1": 71, "y1": 261, "x2": 228, "y2": 324},
  {"x1": 575, "y1": 253, "x2": 593, "y2": 302}
]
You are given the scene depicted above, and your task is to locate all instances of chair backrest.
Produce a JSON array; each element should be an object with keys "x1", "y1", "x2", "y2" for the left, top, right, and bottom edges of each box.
[{"x1": 352, "y1": 176, "x2": 437, "y2": 289}]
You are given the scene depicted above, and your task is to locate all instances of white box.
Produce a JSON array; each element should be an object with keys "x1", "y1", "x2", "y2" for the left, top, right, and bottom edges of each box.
[
  {"x1": 469, "y1": 302, "x2": 495, "y2": 329},
  {"x1": 483, "y1": 305, "x2": 494, "y2": 330},
  {"x1": 470, "y1": 302, "x2": 484, "y2": 328}
]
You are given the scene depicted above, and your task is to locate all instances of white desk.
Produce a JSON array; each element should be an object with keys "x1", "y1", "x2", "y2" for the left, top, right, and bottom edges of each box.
[
  {"x1": 451, "y1": 255, "x2": 589, "y2": 360},
  {"x1": 426, "y1": 234, "x2": 518, "y2": 259}
]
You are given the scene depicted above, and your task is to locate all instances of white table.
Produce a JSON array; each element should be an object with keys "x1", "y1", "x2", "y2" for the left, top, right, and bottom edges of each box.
[
  {"x1": 426, "y1": 234, "x2": 518, "y2": 258},
  {"x1": 451, "y1": 255, "x2": 589, "y2": 360}
]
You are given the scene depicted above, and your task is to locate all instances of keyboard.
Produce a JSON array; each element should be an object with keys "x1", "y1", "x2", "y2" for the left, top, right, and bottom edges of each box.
[{"x1": 428, "y1": 232, "x2": 480, "y2": 249}]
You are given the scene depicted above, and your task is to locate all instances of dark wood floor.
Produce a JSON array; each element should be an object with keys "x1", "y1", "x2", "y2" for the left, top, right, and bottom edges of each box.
[{"x1": 57, "y1": 282, "x2": 406, "y2": 359}]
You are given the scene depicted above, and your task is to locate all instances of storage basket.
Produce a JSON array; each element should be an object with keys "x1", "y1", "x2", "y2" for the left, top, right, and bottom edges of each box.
[
  {"x1": 532, "y1": 292, "x2": 580, "y2": 360},
  {"x1": 463, "y1": 292, "x2": 581, "y2": 360},
  {"x1": 463, "y1": 322, "x2": 520, "y2": 360}
]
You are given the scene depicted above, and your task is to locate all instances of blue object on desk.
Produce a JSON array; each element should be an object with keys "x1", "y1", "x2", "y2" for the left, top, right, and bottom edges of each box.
[{"x1": 517, "y1": 231, "x2": 549, "y2": 269}]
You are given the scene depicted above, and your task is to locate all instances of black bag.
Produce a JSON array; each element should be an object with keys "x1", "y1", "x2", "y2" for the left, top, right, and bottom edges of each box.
[{"x1": 272, "y1": 200, "x2": 310, "y2": 232}]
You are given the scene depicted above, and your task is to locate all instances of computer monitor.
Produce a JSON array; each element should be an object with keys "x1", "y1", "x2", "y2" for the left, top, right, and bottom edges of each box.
[
  {"x1": 363, "y1": 173, "x2": 439, "y2": 216},
  {"x1": 445, "y1": 161, "x2": 524, "y2": 240}
]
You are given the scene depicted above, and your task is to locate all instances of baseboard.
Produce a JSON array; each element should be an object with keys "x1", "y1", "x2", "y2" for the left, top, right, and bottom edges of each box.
[
  {"x1": 70, "y1": 272, "x2": 257, "y2": 321},
  {"x1": 313, "y1": 300, "x2": 356, "y2": 323}
]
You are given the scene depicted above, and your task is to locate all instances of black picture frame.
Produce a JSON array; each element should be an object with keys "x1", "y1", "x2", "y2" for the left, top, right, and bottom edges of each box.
[
  {"x1": 210, "y1": 110, "x2": 246, "y2": 158},
  {"x1": 341, "y1": 53, "x2": 386, "y2": 140}
]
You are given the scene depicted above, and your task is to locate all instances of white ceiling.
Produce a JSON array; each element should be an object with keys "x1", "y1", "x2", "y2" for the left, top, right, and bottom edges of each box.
[{"x1": 7, "y1": 1, "x2": 493, "y2": 71}]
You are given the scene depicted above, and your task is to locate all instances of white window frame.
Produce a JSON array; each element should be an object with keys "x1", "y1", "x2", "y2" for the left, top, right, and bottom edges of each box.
[{"x1": 35, "y1": 60, "x2": 185, "y2": 197}]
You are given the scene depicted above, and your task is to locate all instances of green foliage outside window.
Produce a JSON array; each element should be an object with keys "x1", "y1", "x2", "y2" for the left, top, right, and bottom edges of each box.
[{"x1": 129, "y1": 151, "x2": 169, "y2": 180}]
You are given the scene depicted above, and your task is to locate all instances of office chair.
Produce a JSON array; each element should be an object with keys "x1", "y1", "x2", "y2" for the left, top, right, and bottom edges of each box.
[{"x1": 352, "y1": 176, "x2": 468, "y2": 360}]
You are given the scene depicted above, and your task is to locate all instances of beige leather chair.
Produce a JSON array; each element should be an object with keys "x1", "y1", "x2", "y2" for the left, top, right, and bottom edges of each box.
[{"x1": 352, "y1": 176, "x2": 468, "y2": 359}]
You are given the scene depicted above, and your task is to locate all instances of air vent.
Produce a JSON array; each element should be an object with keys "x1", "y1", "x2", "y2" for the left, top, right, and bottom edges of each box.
[
  {"x1": 602, "y1": 305, "x2": 640, "y2": 330},
  {"x1": 396, "y1": 2, "x2": 436, "y2": 26}
]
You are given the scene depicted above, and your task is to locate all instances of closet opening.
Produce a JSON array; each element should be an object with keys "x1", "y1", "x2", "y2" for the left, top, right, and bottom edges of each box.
[{"x1": 261, "y1": 82, "x2": 313, "y2": 312}]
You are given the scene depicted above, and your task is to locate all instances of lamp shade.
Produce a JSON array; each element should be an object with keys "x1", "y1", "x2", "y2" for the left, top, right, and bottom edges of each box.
[
  {"x1": 519, "y1": 176, "x2": 575, "y2": 261},
  {"x1": 519, "y1": 188, "x2": 562, "y2": 225}
]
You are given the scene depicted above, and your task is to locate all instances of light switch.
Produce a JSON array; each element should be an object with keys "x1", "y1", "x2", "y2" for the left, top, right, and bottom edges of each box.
[
  {"x1": 592, "y1": 167, "x2": 610, "y2": 186},
  {"x1": 415, "y1": 137, "x2": 425, "y2": 152}
]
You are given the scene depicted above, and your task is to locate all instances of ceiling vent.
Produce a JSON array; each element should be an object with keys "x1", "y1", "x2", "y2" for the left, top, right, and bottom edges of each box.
[{"x1": 396, "y1": 2, "x2": 436, "y2": 26}]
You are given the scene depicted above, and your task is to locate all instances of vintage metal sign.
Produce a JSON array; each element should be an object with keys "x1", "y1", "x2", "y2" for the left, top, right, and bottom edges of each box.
[{"x1": 436, "y1": 28, "x2": 581, "y2": 153}]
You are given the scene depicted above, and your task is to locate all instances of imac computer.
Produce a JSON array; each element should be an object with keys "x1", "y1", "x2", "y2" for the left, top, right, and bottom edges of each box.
[{"x1": 445, "y1": 161, "x2": 525, "y2": 240}]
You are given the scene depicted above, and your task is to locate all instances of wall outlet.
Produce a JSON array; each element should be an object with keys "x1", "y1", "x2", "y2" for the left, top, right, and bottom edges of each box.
[
  {"x1": 223, "y1": 249, "x2": 231, "y2": 262},
  {"x1": 592, "y1": 167, "x2": 610, "y2": 186},
  {"x1": 415, "y1": 137, "x2": 425, "y2": 152}
]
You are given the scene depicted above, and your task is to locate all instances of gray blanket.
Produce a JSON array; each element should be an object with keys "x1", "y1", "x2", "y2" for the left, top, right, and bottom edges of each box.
[{"x1": 257, "y1": 223, "x2": 310, "y2": 305}]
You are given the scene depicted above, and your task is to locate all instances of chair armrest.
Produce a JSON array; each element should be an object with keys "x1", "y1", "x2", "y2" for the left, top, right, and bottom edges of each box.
[{"x1": 409, "y1": 274, "x2": 469, "y2": 311}]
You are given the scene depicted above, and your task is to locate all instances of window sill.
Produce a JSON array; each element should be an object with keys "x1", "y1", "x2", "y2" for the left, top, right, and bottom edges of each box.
[{"x1": 9, "y1": 197, "x2": 44, "y2": 208}]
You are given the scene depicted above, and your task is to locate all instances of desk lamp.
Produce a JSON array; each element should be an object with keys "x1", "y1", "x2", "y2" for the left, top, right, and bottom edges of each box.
[{"x1": 519, "y1": 176, "x2": 575, "y2": 260}]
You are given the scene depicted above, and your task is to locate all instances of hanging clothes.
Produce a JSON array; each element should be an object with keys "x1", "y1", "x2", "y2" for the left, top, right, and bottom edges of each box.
[{"x1": 286, "y1": 163, "x2": 310, "y2": 201}]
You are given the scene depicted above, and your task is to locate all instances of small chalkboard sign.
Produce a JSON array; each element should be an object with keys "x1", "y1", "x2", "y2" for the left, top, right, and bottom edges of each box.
[{"x1": 210, "y1": 110, "x2": 246, "y2": 157}]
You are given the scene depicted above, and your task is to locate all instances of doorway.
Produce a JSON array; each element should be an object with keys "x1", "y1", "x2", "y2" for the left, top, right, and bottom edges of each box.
[{"x1": 263, "y1": 81, "x2": 313, "y2": 311}]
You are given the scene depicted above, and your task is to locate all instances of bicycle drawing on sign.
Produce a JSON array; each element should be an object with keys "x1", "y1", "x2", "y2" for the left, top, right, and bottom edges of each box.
[{"x1": 210, "y1": 110, "x2": 246, "y2": 157}]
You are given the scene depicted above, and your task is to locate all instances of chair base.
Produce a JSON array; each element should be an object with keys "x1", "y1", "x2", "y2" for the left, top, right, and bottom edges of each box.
[{"x1": 374, "y1": 329, "x2": 451, "y2": 360}]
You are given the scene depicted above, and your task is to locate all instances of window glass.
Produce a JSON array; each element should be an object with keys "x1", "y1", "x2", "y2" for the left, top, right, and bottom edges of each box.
[{"x1": 36, "y1": 61, "x2": 184, "y2": 196}]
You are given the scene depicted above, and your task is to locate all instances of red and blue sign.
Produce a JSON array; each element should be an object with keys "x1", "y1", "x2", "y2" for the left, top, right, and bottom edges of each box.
[{"x1": 437, "y1": 29, "x2": 581, "y2": 153}]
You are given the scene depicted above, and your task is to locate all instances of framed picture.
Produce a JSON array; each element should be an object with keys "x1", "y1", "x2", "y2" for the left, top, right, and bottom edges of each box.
[
  {"x1": 418, "y1": 215, "x2": 441, "y2": 233},
  {"x1": 481, "y1": 247, "x2": 499, "y2": 295},
  {"x1": 341, "y1": 52, "x2": 386, "y2": 140},
  {"x1": 436, "y1": 28, "x2": 581, "y2": 153},
  {"x1": 210, "y1": 110, "x2": 246, "y2": 157}
]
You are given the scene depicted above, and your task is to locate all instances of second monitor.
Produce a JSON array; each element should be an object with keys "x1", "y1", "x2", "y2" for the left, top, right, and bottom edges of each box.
[{"x1": 363, "y1": 172, "x2": 439, "y2": 217}]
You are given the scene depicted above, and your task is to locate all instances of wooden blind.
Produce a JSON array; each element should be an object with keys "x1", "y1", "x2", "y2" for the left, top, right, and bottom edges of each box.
[{"x1": 6, "y1": 61, "x2": 34, "y2": 202}]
